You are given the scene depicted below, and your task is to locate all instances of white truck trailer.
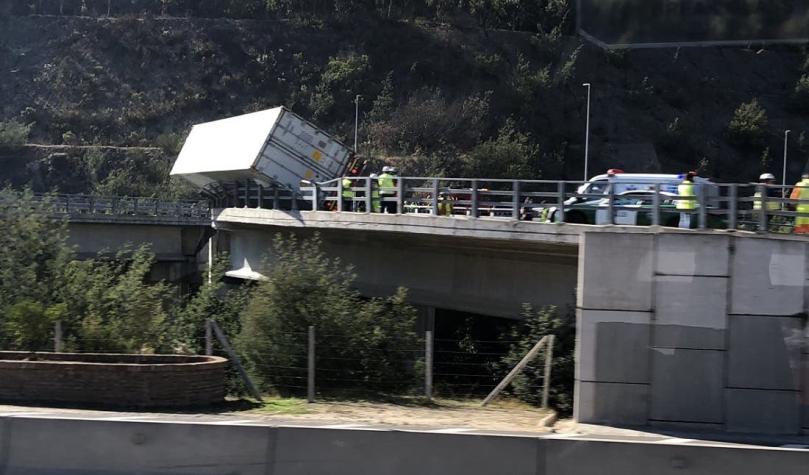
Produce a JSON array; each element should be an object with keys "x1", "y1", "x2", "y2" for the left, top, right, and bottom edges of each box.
[{"x1": 170, "y1": 106, "x2": 353, "y2": 193}]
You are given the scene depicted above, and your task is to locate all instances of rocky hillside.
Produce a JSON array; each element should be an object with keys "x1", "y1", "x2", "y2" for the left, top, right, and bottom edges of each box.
[{"x1": 1, "y1": 10, "x2": 809, "y2": 196}]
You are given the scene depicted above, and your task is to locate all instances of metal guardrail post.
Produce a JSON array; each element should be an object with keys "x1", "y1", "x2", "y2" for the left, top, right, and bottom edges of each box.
[
  {"x1": 273, "y1": 187, "x2": 280, "y2": 209},
  {"x1": 312, "y1": 184, "x2": 320, "y2": 211},
  {"x1": 365, "y1": 178, "x2": 372, "y2": 213},
  {"x1": 728, "y1": 184, "x2": 738, "y2": 231},
  {"x1": 698, "y1": 184, "x2": 707, "y2": 230},
  {"x1": 557, "y1": 182, "x2": 565, "y2": 223},
  {"x1": 512, "y1": 180, "x2": 520, "y2": 220},
  {"x1": 425, "y1": 330, "x2": 433, "y2": 401},
  {"x1": 133, "y1": 198, "x2": 139, "y2": 214},
  {"x1": 308, "y1": 325, "x2": 316, "y2": 403},
  {"x1": 651, "y1": 184, "x2": 661, "y2": 226},
  {"x1": 470, "y1": 179, "x2": 479, "y2": 218},
  {"x1": 291, "y1": 191, "x2": 299, "y2": 211},
  {"x1": 757, "y1": 184, "x2": 767, "y2": 233},
  {"x1": 65, "y1": 195, "x2": 70, "y2": 213},
  {"x1": 336, "y1": 179, "x2": 344, "y2": 212},
  {"x1": 88, "y1": 196, "x2": 95, "y2": 214},
  {"x1": 607, "y1": 185, "x2": 615, "y2": 224},
  {"x1": 396, "y1": 178, "x2": 404, "y2": 214},
  {"x1": 243, "y1": 180, "x2": 250, "y2": 207},
  {"x1": 432, "y1": 179, "x2": 440, "y2": 216},
  {"x1": 257, "y1": 184, "x2": 264, "y2": 209}
]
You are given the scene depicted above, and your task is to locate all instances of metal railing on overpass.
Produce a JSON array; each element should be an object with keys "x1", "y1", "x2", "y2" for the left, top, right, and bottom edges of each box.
[
  {"x1": 1, "y1": 193, "x2": 211, "y2": 224},
  {"x1": 218, "y1": 178, "x2": 809, "y2": 236}
]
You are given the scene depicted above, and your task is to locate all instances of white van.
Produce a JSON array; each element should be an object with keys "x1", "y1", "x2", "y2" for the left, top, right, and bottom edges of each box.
[{"x1": 572, "y1": 170, "x2": 717, "y2": 204}]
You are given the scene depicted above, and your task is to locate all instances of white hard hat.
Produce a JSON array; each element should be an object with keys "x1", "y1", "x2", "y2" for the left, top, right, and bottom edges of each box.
[
  {"x1": 382, "y1": 166, "x2": 393, "y2": 173},
  {"x1": 369, "y1": 173, "x2": 378, "y2": 178},
  {"x1": 760, "y1": 173, "x2": 776, "y2": 181}
]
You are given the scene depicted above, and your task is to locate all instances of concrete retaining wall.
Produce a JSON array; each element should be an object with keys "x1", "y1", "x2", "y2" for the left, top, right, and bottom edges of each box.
[
  {"x1": 0, "y1": 417, "x2": 807, "y2": 475},
  {"x1": 575, "y1": 231, "x2": 809, "y2": 434},
  {"x1": 0, "y1": 352, "x2": 227, "y2": 408}
]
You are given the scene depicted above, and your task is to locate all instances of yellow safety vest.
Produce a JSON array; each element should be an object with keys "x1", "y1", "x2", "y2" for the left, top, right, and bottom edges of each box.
[
  {"x1": 378, "y1": 173, "x2": 395, "y2": 195},
  {"x1": 753, "y1": 191, "x2": 779, "y2": 211},
  {"x1": 677, "y1": 180, "x2": 695, "y2": 210},
  {"x1": 791, "y1": 179, "x2": 809, "y2": 214},
  {"x1": 342, "y1": 178, "x2": 353, "y2": 199},
  {"x1": 371, "y1": 186, "x2": 381, "y2": 212}
]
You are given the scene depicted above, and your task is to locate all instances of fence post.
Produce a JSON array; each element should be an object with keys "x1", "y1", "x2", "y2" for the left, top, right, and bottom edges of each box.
[
  {"x1": 557, "y1": 182, "x2": 566, "y2": 223},
  {"x1": 312, "y1": 184, "x2": 320, "y2": 211},
  {"x1": 425, "y1": 330, "x2": 433, "y2": 401},
  {"x1": 365, "y1": 177, "x2": 372, "y2": 213},
  {"x1": 54, "y1": 321, "x2": 63, "y2": 353},
  {"x1": 396, "y1": 178, "x2": 405, "y2": 214},
  {"x1": 728, "y1": 184, "x2": 738, "y2": 231},
  {"x1": 512, "y1": 180, "x2": 521, "y2": 220},
  {"x1": 698, "y1": 184, "x2": 707, "y2": 230},
  {"x1": 209, "y1": 320, "x2": 263, "y2": 402},
  {"x1": 308, "y1": 326, "x2": 316, "y2": 403},
  {"x1": 205, "y1": 319, "x2": 213, "y2": 356},
  {"x1": 542, "y1": 335, "x2": 555, "y2": 409},
  {"x1": 337, "y1": 179, "x2": 344, "y2": 212},
  {"x1": 757, "y1": 184, "x2": 767, "y2": 233},
  {"x1": 481, "y1": 335, "x2": 550, "y2": 407},
  {"x1": 470, "y1": 179, "x2": 479, "y2": 218},
  {"x1": 432, "y1": 179, "x2": 440, "y2": 216},
  {"x1": 607, "y1": 184, "x2": 615, "y2": 224},
  {"x1": 651, "y1": 184, "x2": 661, "y2": 226}
]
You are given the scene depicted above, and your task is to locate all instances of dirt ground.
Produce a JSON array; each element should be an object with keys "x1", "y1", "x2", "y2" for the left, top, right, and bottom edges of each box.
[{"x1": 248, "y1": 398, "x2": 555, "y2": 433}]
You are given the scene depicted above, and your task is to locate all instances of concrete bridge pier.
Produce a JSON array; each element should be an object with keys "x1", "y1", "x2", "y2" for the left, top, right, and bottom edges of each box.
[{"x1": 575, "y1": 231, "x2": 809, "y2": 435}]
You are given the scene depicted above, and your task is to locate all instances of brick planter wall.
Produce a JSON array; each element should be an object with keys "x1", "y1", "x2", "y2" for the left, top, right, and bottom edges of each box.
[{"x1": 0, "y1": 352, "x2": 228, "y2": 408}]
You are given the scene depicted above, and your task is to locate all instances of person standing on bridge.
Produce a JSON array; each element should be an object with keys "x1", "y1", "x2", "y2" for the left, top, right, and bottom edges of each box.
[
  {"x1": 341, "y1": 168, "x2": 359, "y2": 212},
  {"x1": 790, "y1": 172, "x2": 809, "y2": 234},
  {"x1": 676, "y1": 171, "x2": 697, "y2": 229},
  {"x1": 369, "y1": 173, "x2": 381, "y2": 213},
  {"x1": 378, "y1": 166, "x2": 398, "y2": 214},
  {"x1": 753, "y1": 173, "x2": 780, "y2": 230}
]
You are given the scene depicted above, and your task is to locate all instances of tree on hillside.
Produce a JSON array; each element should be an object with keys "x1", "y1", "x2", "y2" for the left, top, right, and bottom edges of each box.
[{"x1": 728, "y1": 98, "x2": 768, "y2": 147}]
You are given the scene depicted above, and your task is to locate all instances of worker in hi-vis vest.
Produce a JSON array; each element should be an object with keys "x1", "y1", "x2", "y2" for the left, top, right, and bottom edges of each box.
[
  {"x1": 676, "y1": 171, "x2": 697, "y2": 229},
  {"x1": 790, "y1": 172, "x2": 809, "y2": 234},
  {"x1": 378, "y1": 166, "x2": 398, "y2": 214},
  {"x1": 369, "y1": 173, "x2": 381, "y2": 213},
  {"x1": 341, "y1": 168, "x2": 358, "y2": 212}
]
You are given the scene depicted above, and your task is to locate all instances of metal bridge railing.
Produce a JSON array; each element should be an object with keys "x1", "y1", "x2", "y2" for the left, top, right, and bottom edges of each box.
[
  {"x1": 2, "y1": 193, "x2": 211, "y2": 223},
  {"x1": 220, "y1": 177, "x2": 809, "y2": 236}
]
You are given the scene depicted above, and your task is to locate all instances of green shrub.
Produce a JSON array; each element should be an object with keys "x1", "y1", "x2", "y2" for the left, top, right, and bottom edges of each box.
[
  {"x1": 0, "y1": 120, "x2": 33, "y2": 146},
  {"x1": 728, "y1": 98, "x2": 768, "y2": 146},
  {"x1": 238, "y1": 233, "x2": 420, "y2": 395}
]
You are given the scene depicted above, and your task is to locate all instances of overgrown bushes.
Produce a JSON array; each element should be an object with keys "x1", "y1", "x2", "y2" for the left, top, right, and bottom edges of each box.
[{"x1": 237, "y1": 234, "x2": 421, "y2": 395}]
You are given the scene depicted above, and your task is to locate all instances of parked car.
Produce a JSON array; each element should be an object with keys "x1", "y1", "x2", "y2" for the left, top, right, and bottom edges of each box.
[{"x1": 548, "y1": 190, "x2": 725, "y2": 228}]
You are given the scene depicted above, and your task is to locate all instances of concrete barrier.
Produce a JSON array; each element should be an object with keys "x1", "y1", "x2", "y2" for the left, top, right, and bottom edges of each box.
[{"x1": 0, "y1": 416, "x2": 807, "y2": 475}]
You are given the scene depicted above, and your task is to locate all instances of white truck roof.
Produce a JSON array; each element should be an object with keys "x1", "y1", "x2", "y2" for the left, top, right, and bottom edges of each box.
[{"x1": 170, "y1": 106, "x2": 352, "y2": 192}]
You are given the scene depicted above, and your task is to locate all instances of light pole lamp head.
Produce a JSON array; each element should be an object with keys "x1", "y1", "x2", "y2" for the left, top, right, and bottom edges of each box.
[{"x1": 582, "y1": 82, "x2": 591, "y2": 87}]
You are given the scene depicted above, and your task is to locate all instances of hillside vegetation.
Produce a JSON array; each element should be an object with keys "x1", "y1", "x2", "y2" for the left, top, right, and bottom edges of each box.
[{"x1": 1, "y1": 2, "x2": 809, "y2": 196}]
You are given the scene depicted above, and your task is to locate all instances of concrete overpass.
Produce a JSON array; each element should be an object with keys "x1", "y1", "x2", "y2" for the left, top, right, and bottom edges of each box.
[{"x1": 213, "y1": 208, "x2": 582, "y2": 318}]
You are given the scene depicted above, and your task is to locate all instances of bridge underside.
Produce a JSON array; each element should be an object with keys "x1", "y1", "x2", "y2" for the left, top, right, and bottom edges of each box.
[{"x1": 214, "y1": 210, "x2": 580, "y2": 319}]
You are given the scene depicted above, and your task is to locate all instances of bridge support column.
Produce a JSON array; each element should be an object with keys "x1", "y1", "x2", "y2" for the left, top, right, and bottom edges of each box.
[{"x1": 575, "y1": 231, "x2": 809, "y2": 435}]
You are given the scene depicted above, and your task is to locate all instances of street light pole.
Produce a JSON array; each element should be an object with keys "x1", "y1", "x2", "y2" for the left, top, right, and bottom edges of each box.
[
  {"x1": 354, "y1": 94, "x2": 361, "y2": 153},
  {"x1": 783, "y1": 129, "x2": 791, "y2": 198},
  {"x1": 582, "y1": 83, "x2": 591, "y2": 182}
]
